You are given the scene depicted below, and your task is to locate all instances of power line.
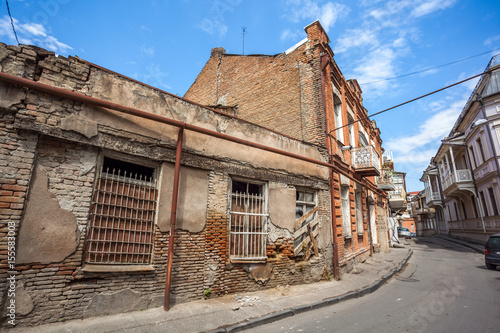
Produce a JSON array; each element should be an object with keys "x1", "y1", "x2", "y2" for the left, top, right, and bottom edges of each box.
[
  {"x1": 5, "y1": 0, "x2": 19, "y2": 46},
  {"x1": 329, "y1": 69, "x2": 492, "y2": 134},
  {"x1": 359, "y1": 49, "x2": 500, "y2": 85}
]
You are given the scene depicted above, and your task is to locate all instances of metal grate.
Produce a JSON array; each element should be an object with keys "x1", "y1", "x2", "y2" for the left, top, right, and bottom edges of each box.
[
  {"x1": 85, "y1": 167, "x2": 158, "y2": 265},
  {"x1": 229, "y1": 191, "x2": 268, "y2": 260}
]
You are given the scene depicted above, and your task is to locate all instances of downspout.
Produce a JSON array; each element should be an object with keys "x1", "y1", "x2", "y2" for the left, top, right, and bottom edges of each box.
[{"x1": 164, "y1": 127, "x2": 184, "y2": 311}]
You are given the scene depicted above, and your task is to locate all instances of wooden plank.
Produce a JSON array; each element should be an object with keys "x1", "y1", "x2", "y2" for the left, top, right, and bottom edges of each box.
[
  {"x1": 308, "y1": 224, "x2": 319, "y2": 256},
  {"x1": 294, "y1": 227, "x2": 320, "y2": 255},
  {"x1": 293, "y1": 218, "x2": 319, "y2": 238},
  {"x1": 294, "y1": 206, "x2": 319, "y2": 229}
]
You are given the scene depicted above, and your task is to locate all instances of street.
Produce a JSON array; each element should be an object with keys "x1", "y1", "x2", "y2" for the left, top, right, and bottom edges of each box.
[{"x1": 245, "y1": 238, "x2": 500, "y2": 333}]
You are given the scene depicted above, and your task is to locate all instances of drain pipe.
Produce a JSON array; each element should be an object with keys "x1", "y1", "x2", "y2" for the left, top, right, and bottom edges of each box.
[{"x1": 164, "y1": 127, "x2": 184, "y2": 311}]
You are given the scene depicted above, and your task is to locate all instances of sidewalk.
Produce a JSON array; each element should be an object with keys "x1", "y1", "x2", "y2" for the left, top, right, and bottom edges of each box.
[
  {"x1": 436, "y1": 234, "x2": 485, "y2": 254},
  {"x1": 9, "y1": 247, "x2": 413, "y2": 333}
]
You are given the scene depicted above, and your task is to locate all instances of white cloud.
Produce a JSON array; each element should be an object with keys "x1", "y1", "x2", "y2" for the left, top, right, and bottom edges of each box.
[
  {"x1": 484, "y1": 35, "x2": 500, "y2": 46},
  {"x1": 411, "y1": 0, "x2": 457, "y2": 18},
  {"x1": 134, "y1": 63, "x2": 171, "y2": 91},
  {"x1": 0, "y1": 16, "x2": 71, "y2": 54},
  {"x1": 281, "y1": 29, "x2": 301, "y2": 41},
  {"x1": 283, "y1": 0, "x2": 350, "y2": 32},
  {"x1": 353, "y1": 47, "x2": 397, "y2": 95},
  {"x1": 335, "y1": 28, "x2": 378, "y2": 53},
  {"x1": 385, "y1": 99, "x2": 466, "y2": 155},
  {"x1": 199, "y1": 18, "x2": 228, "y2": 38},
  {"x1": 140, "y1": 45, "x2": 155, "y2": 56}
]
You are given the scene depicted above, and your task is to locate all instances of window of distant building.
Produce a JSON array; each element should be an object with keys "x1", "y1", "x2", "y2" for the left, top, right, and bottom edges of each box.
[
  {"x1": 333, "y1": 95, "x2": 343, "y2": 144},
  {"x1": 480, "y1": 191, "x2": 489, "y2": 217},
  {"x1": 355, "y1": 188, "x2": 363, "y2": 234},
  {"x1": 488, "y1": 187, "x2": 499, "y2": 216},
  {"x1": 477, "y1": 137, "x2": 487, "y2": 164},
  {"x1": 471, "y1": 195, "x2": 478, "y2": 218},
  {"x1": 468, "y1": 146, "x2": 477, "y2": 169},
  {"x1": 461, "y1": 200, "x2": 467, "y2": 219},
  {"x1": 359, "y1": 132, "x2": 368, "y2": 147},
  {"x1": 348, "y1": 114, "x2": 355, "y2": 147}
]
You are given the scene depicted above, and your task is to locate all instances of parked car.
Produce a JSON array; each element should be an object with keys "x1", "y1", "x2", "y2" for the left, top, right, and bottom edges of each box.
[
  {"x1": 485, "y1": 234, "x2": 500, "y2": 270},
  {"x1": 397, "y1": 227, "x2": 411, "y2": 239}
]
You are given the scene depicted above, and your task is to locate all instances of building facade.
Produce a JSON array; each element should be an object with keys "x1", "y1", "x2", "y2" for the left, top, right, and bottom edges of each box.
[
  {"x1": 185, "y1": 21, "x2": 392, "y2": 266},
  {"x1": 422, "y1": 54, "x2": 500, "y2": 243},
  {"x1": 0, "y1": 42, "x2": 340, "y2": 327}
]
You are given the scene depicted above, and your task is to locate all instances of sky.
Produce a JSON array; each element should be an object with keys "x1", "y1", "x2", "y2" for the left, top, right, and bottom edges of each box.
[{"x1": 1, "y1": 0, "x2": 499, "y2": 192}]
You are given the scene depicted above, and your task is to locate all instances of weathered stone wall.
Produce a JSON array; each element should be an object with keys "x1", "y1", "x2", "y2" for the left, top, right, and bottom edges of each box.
[{"x1": 0, "y1": 43, "x2": 333, "y2": 328}]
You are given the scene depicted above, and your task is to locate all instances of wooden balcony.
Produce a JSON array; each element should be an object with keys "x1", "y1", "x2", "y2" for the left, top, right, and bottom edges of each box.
[
  {"x1": 424, "y1": 189, "x2": 442, "y2": 207},
  {"x1": 351, "y1": 145, "x2": 381, "y2": 177},
  {"x1": 388, "y1": 191, "x2": 406, "y2": 210},
  {"x1": 441, "y1": 169, "x2": 475, "y2": 197},
  {"x1": 376, "y1": 168, "x2": 395, "y2": 191}
]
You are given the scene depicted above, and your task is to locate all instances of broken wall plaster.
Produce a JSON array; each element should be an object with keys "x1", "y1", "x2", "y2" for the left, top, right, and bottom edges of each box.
[{"x1": 17, "y1": 163, "x2": 78, "y2": 264}]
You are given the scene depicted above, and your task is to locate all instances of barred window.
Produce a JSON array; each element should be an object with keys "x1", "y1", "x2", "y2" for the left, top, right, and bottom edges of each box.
[
  {"x1": 85, "y1": 156, "x2": 158, "y2": 265},
  {"x1": 229, "y1": 179, "x2": 268, "y2": 261}
]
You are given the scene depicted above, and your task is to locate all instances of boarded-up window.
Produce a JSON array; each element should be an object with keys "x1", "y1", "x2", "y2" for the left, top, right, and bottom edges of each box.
[
  {"x1": 294, "y1": 190, "x2": 319, "y2": 256},
  {"x1": 229, "y1": 180, "x2": 268, "y2": 260},
  {"x1": 85, "y1": 157, "x2": 158, "y2": 265}
]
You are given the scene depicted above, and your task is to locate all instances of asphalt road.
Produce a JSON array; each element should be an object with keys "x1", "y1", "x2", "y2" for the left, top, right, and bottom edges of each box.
[{"x1": 245, "y1": 237, "x2": 500, "y2": 333}]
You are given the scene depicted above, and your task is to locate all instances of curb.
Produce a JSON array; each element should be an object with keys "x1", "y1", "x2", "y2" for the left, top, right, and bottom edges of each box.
[
  {"x1": 437, "y1": 236, "x2": 485, "y2": 254},
  {"x1": 211, "y1": 249, "x2": 413, "y2": 333}
]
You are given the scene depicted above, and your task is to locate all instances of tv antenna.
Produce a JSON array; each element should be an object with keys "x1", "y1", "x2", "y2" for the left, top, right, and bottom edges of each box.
[{"x1": 242, "y1": 26, "x2": 246, "y2": 55}]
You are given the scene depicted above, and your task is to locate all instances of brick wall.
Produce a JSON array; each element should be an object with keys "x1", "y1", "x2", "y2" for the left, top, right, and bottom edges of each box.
[{"x1": 1, "y1": 43, "x2": 335, "y2": 327}]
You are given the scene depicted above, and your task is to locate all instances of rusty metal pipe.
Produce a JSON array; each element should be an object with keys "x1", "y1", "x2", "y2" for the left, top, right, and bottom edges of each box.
[
  {"x1": 0, "y1": 72, "x2": 374, "y2": 189},
  {"x1": 164, "y1": 127, "x2": 184, "y2": 311}
]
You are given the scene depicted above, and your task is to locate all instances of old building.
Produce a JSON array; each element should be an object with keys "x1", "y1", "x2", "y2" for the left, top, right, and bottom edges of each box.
[
  {"x1": 185, "y1": 21, "x2": 391, "y2": 264},
  {"x1": 422, "y1": 54, "x2": 500, "y2": 243},
  {"x1": 0, "y1": 42, "x2": 342, "y2": 326}
]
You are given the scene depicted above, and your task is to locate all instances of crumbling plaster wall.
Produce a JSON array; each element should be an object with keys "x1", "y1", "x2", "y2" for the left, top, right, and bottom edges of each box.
[{"x1": 1, "y1": 43, "x2": 334, "y2": 327}]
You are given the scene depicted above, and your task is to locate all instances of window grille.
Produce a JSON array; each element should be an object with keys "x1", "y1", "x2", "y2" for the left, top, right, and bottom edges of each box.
[
  {"x1": 229, "y1": 180, "x2": 268, "y2": 260},
  {"x1": 85, "y1": 157, "x2": 158, "y2": 265}
]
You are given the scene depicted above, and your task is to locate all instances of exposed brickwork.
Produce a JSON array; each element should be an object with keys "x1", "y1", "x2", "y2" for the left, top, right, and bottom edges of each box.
[{"x1": 1, "y1": 42, "x2": 335, "y2": 328}]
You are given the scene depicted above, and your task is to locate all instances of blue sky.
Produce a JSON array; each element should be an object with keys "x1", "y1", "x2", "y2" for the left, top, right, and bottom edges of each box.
[{"x1": 1, "y1": 0, "x2": 499, "y2": 192}]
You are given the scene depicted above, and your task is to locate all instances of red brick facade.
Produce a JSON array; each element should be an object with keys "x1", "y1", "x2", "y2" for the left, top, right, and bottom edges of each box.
[{"x1": 186, "y1": 21, "x2": 388, "y2": 272}]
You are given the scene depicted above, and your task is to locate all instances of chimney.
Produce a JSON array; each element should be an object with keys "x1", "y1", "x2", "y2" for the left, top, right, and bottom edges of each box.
[{"x1": 211, "y1": 47, "x2": 226, "y2": 58}]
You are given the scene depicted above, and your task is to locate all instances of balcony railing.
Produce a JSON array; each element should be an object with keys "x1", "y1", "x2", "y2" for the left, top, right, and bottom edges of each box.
[
  {"x1": 376, "y1": 168, "x2": 395, "y2": 191},
  {"x1": 388, "y1": 191, "x2": 405, "y2": 200},
  {"x1": 442, "y1": 169, "x2": 473, "y2": 192},
  {"x1": 351, "y1": 145, "x2": 381, "y2": 177},
  {"x1": 424, "y1": 187, "x2": 441, "y2": 204}
]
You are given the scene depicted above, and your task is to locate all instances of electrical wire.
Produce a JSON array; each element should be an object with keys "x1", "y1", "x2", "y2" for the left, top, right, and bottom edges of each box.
[
  {"x1": 5, "y1": 0, "x2": 19, "y2": 45},
  {"x1": 329, "y1": 68, "x2": 493, "y2": 134},
  {"x1": 359, "y1": 49, "x2": 500, "y2": 85}
]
